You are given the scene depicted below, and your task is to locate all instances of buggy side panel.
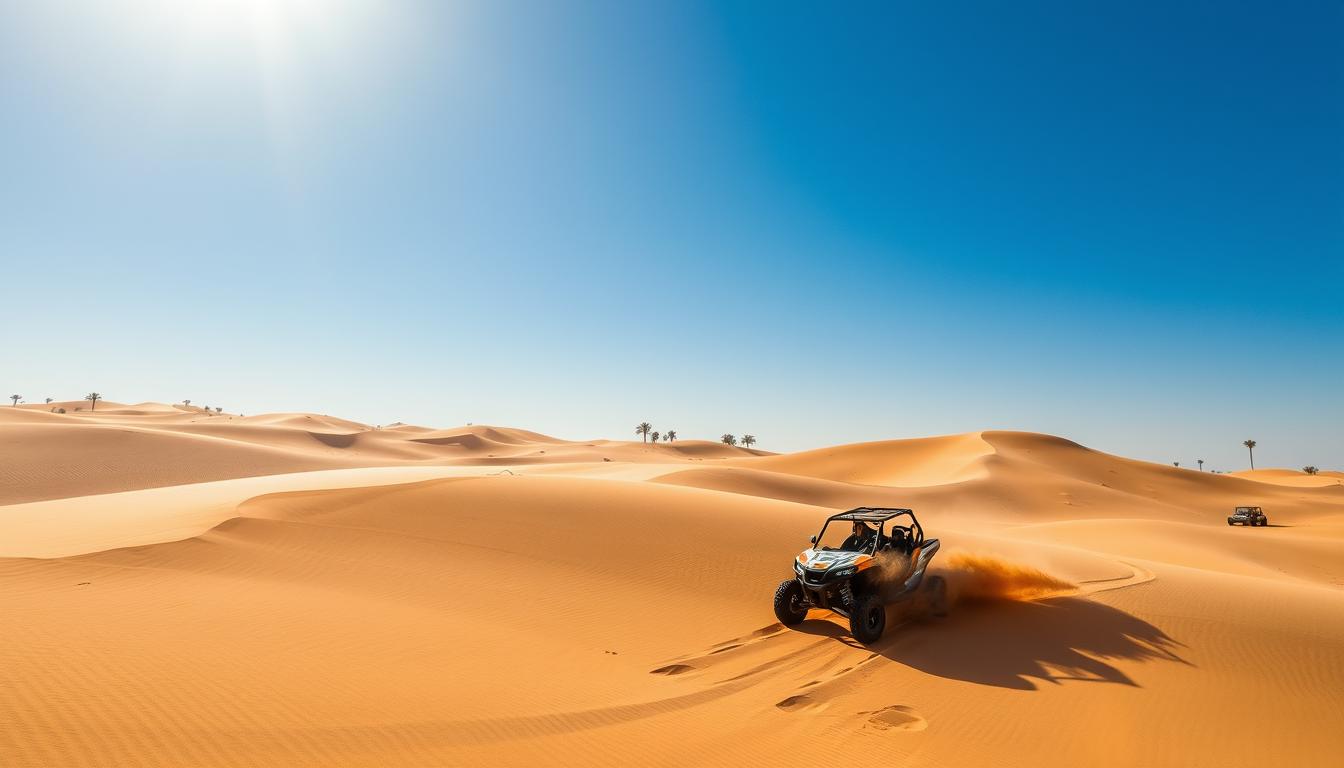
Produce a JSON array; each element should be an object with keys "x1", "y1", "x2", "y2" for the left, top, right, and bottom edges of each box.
[{"x1": 902, "y1": 538, "x2": 940, "y2": 593}]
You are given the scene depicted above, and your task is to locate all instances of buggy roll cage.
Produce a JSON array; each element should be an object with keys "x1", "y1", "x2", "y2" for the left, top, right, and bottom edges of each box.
[{"x1": 811, "y1": 507, "x2": 924, "y2": 554}]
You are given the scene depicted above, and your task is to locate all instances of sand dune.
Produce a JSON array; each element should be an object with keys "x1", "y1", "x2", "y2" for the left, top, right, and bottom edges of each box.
[
  {"x1": 1230, "y1": 468, "x2": 1344, "y2": 487},
  {"x1": 2, "y1": 405, "x2": 1341, "y2": 766},
  {"x1": 0, "y1": 406, "x2": 761, "y2": 505},
  {"x1": 730, "y1": 431, "x2": 993, "y2": 486}
]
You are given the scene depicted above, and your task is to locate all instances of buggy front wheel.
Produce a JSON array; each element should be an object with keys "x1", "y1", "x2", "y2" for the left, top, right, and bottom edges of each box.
[{"x1": 773, "y1": 579, "x2": 808, "y2": 626}]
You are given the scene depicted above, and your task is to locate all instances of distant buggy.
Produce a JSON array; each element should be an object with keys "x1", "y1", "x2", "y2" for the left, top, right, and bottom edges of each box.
[
  {"x1": 1227, "y1": 506, "x2": 1268, "y2": 527},
  {"x1": 772, "y1": 507, "x2": 945, "y2": 645}
]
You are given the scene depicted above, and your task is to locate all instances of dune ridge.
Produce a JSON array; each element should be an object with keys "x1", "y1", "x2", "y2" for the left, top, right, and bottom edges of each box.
[{"x1": 0, "y1": 404, "x2": 763, "y2": 505}]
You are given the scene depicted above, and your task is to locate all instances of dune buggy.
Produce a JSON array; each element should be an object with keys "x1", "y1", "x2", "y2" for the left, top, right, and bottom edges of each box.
[
  {"x1": 773, "y1": 507, "x2": 945, "y2": 645},
  {"x1": 1227, "y1": 506, "x2": 1268, "y2": 526}
]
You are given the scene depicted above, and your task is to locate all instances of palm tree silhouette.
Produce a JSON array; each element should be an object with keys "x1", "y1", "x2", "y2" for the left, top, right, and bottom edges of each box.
[
  {"x1": 650, "y1": 431, "x2": 660, "y2": 443},
  {"x1": 9, "y1": 394, "x2": 20, "y2": 407},
  {"x1": 85, "y1": 392, "x2": 102, "y2": 411},
  {"x1": 1197, "y1": 459, "x2": 1204, "y2": 471},
  {"x1": 1173, "y1": 461, "x2": 1180, "y2": 468},
  {"x1": 45, "y1": 397, "x2": 52, "y2": 404},
  {"x1": 1303, "y1": 466, "x2": 1319, "y2": 475},
  {"x1": 721, "y1": 434, "x2": 737, "y2": 446},
  {"x1": 635, "y1": 422, "x2": 652, "y2": 443},
  {"x1": 1243, "y1": 439, "x2": 1257, "y2": 470},
  {"x1": 665, "y1": 430, "x2": 677, "y2": 442},
  {"x1": 741, "y1": 434, "x2": 756, "y2": 449}
]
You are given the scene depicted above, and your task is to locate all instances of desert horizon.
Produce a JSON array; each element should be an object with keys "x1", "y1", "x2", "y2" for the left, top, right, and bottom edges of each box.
[{"x1": 2, "y1": 398, "x2": 1342, "y2": 765}]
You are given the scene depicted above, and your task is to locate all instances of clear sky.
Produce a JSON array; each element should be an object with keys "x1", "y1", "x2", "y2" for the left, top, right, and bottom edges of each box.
[{"x1": 2, "y1": 1, "x2": 1341, "y2": 471}]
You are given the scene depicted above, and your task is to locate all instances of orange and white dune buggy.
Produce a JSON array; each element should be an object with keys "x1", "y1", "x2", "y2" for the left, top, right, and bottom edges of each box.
[{"x1": 773, "y1": 507, "x2": 946, "y2": 644}]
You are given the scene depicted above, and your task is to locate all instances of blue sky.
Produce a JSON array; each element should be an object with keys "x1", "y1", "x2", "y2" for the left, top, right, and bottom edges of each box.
[{"x1": 2, "y1": 1, "x2": 1340, "y2": 470}]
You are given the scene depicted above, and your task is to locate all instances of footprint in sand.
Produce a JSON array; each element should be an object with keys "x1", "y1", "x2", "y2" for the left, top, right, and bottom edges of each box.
[
  {"x1": 706, "y1": 625, "x2": 785, "y2": 653},
  {"x1": 775, "y1": 694, "x2": 823, "y2": 711},
  {"x1": 751, "y1": 624, "x2": 785, "y2": 638},
  {"x1": 861, "y1": 705, "x2": 927, "y2": 732}
]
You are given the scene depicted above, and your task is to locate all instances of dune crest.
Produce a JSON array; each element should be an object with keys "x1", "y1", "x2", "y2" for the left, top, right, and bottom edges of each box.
[{"x1": 1229, "y1": 468, "x2": 1344, "y2": 488}]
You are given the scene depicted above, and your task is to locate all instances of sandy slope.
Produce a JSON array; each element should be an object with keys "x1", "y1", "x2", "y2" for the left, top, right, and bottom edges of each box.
[
  {"x1": 1229, "y1": 468, "x2": 1344, "y2": 488},
  {"x1": 0, "y1": 405, "x2": 759, "y2": 505},
  {"x1": 2, "y1": 406, "x2": 1342, "y2": 767}
]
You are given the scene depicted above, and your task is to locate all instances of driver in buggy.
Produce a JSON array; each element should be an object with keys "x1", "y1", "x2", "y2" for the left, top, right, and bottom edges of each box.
[{"x1": 840, "y1": 522, "x2": 876, "y2": 551}]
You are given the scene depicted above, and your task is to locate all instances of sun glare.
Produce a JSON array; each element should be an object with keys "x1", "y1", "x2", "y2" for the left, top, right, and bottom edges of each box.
[
  {"x1": 132, "y1": 0, "x2": 358, "y2": 56},
  {"x1": 107, "y1": 0, "x2": 382, "y2": 196}
]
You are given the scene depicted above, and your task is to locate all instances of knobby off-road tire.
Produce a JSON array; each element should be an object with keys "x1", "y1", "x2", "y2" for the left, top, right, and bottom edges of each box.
[
  {"x1": 926, "y1": 575, "x2": 949, "y2": 617},
  {"x1": 850, "y1": 595, "x2": 886, "y2": 645},
  {"x1": 774, "y1": 579, "x2": 808, "y2": 626}
]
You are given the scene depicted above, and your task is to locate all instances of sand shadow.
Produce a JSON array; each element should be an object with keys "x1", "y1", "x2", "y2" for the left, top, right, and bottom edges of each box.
[
  {"x1": 886, "y1": 596, "x2": 1188, "y2": 690},
  {"x1": 309, "y1": 431, "x2": 358, "y2": 448},
  {"x1": 793, "y1": 619, "x2": 851, "y2": 639},
  {"x1": 793, "y1": 597, "x2": 1187, "y2": 691}
]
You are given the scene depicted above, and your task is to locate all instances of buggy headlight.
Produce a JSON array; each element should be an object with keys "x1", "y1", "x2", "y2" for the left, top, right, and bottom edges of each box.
[{"x1": 832, "y1": 567, "x2": 856, "y2": 578}]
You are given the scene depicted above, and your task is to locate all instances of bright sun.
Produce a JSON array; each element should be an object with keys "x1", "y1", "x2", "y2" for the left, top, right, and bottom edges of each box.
[{"x1": 137, "y1": 0, "x2": 351, "y2": 52}]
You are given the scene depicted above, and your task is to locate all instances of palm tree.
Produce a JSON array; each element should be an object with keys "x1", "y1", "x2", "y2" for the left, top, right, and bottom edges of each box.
[
  {"x1": 85, "y1": 392, "x2": 102, "y2": 411},
  {"x1": 9, "y1": 394, "x2": 20, "y2": 407},
  {"x1": 1172, "y1": 461, "x2": 1180, "y2": 468},
  {"x1": 1303, "y1": 466, "x2": 1319, "y2": 475},
  {"x1": 183, "y1": 399, "x2": 191, "y2": 406},
  {"x1": 1243, "y1": 439, "x2": 1257, "y2": 470},
  {"x1": 1197, "y1": 459, "x2": 1204, "y2": 472},
  {"x1": 721, "y1": 434, "x2": 737, "y2": 446},
  {"x1": 44, "y1": 397, "x2": 52, "y2": 404},
  {"x1": 635, "y1": 422, "x2": 652, "y2": 443},
  {"x1": 650, "y1": 431, "x2": 660, "y2": 443},
  {"x1": 665, "y1": 430, "x2": 677, "y2": 442},
  {"x1": 741, "y1": 434, "x2": 757, "y2": 449},
  {"x1": 214, "y1": 407, "x2": 222, "y2": 414}
]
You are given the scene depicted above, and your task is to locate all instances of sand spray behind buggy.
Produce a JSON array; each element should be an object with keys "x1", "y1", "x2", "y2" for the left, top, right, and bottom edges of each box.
[
  {"x1": 934, "y1": 552, "x2": 1077, "y2": 605},
  {"x1": 865, "y1": 542, "x2": 949, "y2": 622},
  {"x1": 870, "y1": 548, "x2": 1077, "y2": 617}
]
